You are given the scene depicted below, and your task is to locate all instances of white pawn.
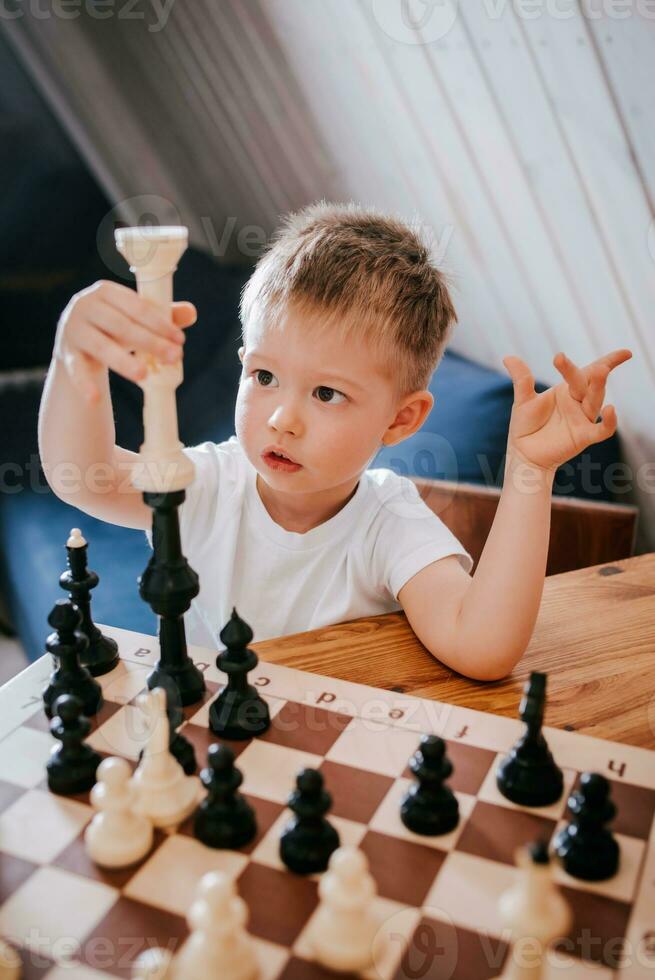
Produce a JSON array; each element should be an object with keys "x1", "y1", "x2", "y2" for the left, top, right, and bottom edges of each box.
[
  {"x1": 85, "y1": 757, "x2": 153, "y2": 867},
  {"x1": 131, "y1": 688, "x2": 200, "y2": 829},
  {"x1": 494, "y1": 842, "x2": 571, "y2": 980},
  {"x1": 308, "y1": 846, "x2": 379, "y2": 973},
  {"x1": 131, "y1": 948, "x2": 173, "y2": 979},
  {"x1": 0, "y1": 939, "x2": 21, "y2": 979},
  {"x1": 171, "y1": 871, "x2": 259, "y2": 980}
]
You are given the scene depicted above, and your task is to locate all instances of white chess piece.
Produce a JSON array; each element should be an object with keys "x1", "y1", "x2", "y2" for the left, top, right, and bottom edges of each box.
[
  {"x1": 131, "y1": 687, "x2": 200, "y2": 829},
  {"x1": 85, "y1": 757, "x2": 154, "y2": 867},
  {"x1": 494, "y1": 843, "x2": 572, "y2": 980},
  {"x1": 308, "y1": 845, "x2": 380, "y2": 973},
  {"x1": 66, "y1": 527, "x2": 86, "y2": 549},
  {"x1": 131, "y1": 947, "x2": 173, "y2": 979},
  {"x1": 171, "y1": 871, "x2": 259, "y2": 980},
  {"x1": 0, "y1": 939, "x2": 21, "y2": 979}
]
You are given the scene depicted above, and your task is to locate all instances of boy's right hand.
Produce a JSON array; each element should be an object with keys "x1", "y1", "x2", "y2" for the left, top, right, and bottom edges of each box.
[{"x1": 53, "y1": 280, "x2": 196, "y2": 405}]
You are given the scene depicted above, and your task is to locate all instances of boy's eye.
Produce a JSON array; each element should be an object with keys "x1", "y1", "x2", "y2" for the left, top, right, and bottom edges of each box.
[{"x1": 252, "y1": 370, "x2": 346, "y2": 404}]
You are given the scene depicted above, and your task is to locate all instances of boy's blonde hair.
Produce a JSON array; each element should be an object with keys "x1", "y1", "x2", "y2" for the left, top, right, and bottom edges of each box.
[{"x1": 239, "y1": 199, "x2": 458, "y2": 400}]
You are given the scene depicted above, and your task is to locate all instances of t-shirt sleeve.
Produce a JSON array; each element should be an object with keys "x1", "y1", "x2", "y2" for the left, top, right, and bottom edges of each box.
[
  {"x1": 371, "y1": 476, "x2": 474, "y2": 601},
  {"x1": 143, "y1": 441, "x2": 229, "y2": 553}
]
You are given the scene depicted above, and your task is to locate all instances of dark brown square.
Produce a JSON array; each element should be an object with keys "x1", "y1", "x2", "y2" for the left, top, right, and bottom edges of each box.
[
  {"x1": 79, "y1": 896, "x2": 188, "y2": 978},
  {"x1": 570, "y1": 774, "x2": 655, "y2": 841},
  {"x1": 456, "y1": 801, "x2": 556, "y2": 866},
  {"x1": 261, "y1": 702, "x2": 352, "y2": 756},
  {"x1": 16, "y1": 946, "x2": 55, "y2": 979},
  {"x1": 359, "y1": 830, "x2": 447, "y2": 906},
  {"x1": 236, "y1": 862, "x2": 318, "y2": 946},
  {"x1": 280, "y1": 957, "x2": 358, "y2": 978},
  {"x1": 52, "y1": 825, "x2": 167, "y2": 888},
  {"x1": 403, "y1": 739, "x2": 495, "y2": 796},
  {"x1": 181, "y1": 680, "x2": 221, "y2": 722},
  {"x1": 318, "y1": 760, "x2": 394, "y2": 824},
  {"x1": 556, "y1": 886, "x2": 632, "y2": 969},
  {"x1": 179, "y1": 721, "x2": 251, "y2": 767},
  {"x1": 395, "y1": 918, "x2": 509, "y2": 980},
  {"x1": 0, "y1": 852, "x2": 38, "y2": 903},
  {"x1": 0, "y1": 778, "x2": 26, "y2": 815}
]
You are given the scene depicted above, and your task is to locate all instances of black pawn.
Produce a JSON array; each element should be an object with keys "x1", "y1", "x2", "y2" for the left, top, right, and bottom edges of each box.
[
  {"x1": 137, "y1": 697, "x2": 197, "y2": 775},
  {"x1": 496, "y1": 672, "x2": 563, "y2": 807},
  {"x1": 554, "y1": 773, "x2": 620, "y2": 881},
  {"x1": 193, "y1": 744, "x2": 257, "y2": 849},
  {"x1": 59, "y1": 528, "x2": 120, "y2": 677},
  {"x1": 280, "y1": 768, "x2": 340, "y2": 875},
  {"x1": 46, "y1": 694, "x2": 102, "y2": 795},
  {"x1": 43, "y1": 600, "x2": 103, "y2": 720},
  {"x1": 400, "y1": 735, "x2": 459, "y2": 836},
  {"x1": 209, "y1": 608, "x2": 270, "y2": 740}
]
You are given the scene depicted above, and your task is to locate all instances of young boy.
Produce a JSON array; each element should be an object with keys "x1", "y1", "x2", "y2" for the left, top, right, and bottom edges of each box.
[{"x1": 39, "y1": 201, "x2": 632, "y2": 681}]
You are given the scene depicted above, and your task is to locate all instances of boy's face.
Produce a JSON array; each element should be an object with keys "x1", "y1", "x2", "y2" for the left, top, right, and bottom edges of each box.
[{"x1": 235, "y1": 303, "x2": 433, "y2": 501}]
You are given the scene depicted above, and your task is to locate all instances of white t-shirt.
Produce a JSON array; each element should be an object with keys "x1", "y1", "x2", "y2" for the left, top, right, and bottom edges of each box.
[{"x1": 145, "y1": 435, "x2": 473, "y2": 650}]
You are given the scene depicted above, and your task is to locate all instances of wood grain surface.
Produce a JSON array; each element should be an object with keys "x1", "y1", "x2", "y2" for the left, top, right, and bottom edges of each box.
[{"x1": 253, "y1": 552, "x2": 655, "y2": 750}]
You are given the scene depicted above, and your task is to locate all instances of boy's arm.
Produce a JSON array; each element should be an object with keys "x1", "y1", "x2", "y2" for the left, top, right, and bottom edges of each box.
[
  {"x1": 398, "y1": 450, "x2": 554, "y2": 681},
  {"x1": 398, "y1": 347, "x2": 632, "y2": 681},
  {"x1": 38, "y1": 354, "x2": 151, "y2": 530}
]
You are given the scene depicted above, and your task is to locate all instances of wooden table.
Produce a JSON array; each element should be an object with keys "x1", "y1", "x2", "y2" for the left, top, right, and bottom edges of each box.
[{"x1": 253, "y1": 552, "x2": 655, "y2": 751}]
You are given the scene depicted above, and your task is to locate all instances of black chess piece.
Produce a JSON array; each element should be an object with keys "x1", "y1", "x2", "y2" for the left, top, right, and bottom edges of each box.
[
  {"x1": 400, "y1": 735, "x2": 460, "y2": 836},
  {"x1": 59, "y1": 528, "x2": 120, "y2": 677},
  {"x1": 137, "y1": 697, "x2": 197, "y2": 775},
  {"x1": 496, "y1": 672, "x2": 563, "y2": 807},
  {"x1": 209, "y1": 608, "x2": 271, "y2": 740},
  {"x1": 193, "y1": 743, "x2": 257, "y2": 849},
  {"x1": 139, "y1": 490, "x2": 206, "y2": 707},
  {"x1": 553, "y1": 772, "x2": 620, "y2": 881},
  {"x1": 280, "y1": 768, "x2": 340, "y2": 875},
  {"x1": 43, "y1": 600, "x2": 103, "y2": 720},
  {"x1": 46, "y1": 693, "x2": 102, "y2": 795}
]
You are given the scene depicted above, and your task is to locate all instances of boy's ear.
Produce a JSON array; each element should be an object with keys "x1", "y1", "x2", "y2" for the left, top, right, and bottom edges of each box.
[
  {"x1": 382, "y1": 390, "x2": 434, "y2": 447},
  {"x1": 238, "y1": 346, "x2": 244, "y2": 362}
]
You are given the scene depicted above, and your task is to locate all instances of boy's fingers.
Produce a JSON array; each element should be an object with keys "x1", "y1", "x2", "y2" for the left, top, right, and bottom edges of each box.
[
  {"x1": 581, "y1": 364, "x2": 609, "y2": 422},
  {"x1": 587, "y1": 404, "x2": 617, "y2": 444},
  {"x1": 503, "y1": 355, "x2": 536, "y2": 406},
  {"x1": 554, "y1": 352, "x2": 587, "y2": 402},
  {"x1": 171, "y1": 302, "x2": 196, "y2": 327}
]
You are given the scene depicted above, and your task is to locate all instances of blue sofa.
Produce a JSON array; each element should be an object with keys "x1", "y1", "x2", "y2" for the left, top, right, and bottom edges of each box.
[{"x1": 0, "y1": 247, "x2": 623, "y2": 663}]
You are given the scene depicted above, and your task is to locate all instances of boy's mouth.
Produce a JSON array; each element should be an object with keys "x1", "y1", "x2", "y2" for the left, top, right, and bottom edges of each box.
[{"x1": 262, "y1": 447, "x2": 302, "y2": 471}]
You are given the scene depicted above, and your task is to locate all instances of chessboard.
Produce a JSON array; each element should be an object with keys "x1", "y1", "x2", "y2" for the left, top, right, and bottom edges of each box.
[{"x1": 0, "y1": 623, "x2": 654, "y2": 979}]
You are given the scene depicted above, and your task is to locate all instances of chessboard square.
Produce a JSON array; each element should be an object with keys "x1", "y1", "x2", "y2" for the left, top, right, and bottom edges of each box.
[
  {"x1": 184, "y1": 689, "x2": 283, "y2": 729},
  {"x1": 551, "y1": 825, "x2": 645, "y2": 904},
  {"x1": 86, "y1": 704, "x2": 151, "y2": 761},
  {"x1": 0, "y1": 865, "x2": 119, "y2": 954},
  {"x1": 369, "y1": 778, "x2": 475, "y2": 852},
  {"x1": 236, "y1": 862, "x2": 319, "y2": 946},
  {"x1": 177, "y1": 721, "x2": 252, "y2": 767},
  {"x1": 123, "y1": 833, "x2": 249, "y2": 916},
  {"x1": 79, "y1": 895, "x2": 188, "y2": 978},
  {"x1": 424, "y1": 851, "x2": 518, "y2": 938},
  {"x1": 0, "y1": 788, "x2": 92, "y2": 863},
  {"x1": 395, "y1": 916, "x2": 509, "y2": 980},
  {"x1": 477, "y1": 753, "x2": 576, "y2": 820},
  {"x1": 250, "y1": 809, "x2": 366, "y2": 873},
  {"x1": 456, "y1": 800, "x2": 557, "y2": 866},
  {"x1": 570, "y1": 774, "x2": 655, "y2": 841},
  {"x1": 325, "y1": 719, "x2": 422, "y2": 778},
  {"x1": 180, "y1": 679, "x2": 221, "y2": 722},
  {"x1": 52, "y1": 826, "x2": 165, "y2": 890},
  {"x1": 251, "y1": 936, "x2": 292, "y2": 980},
  {"x1": 441, "y1": 740, "x2": 497, "y2": 796},
  {"x1": 0, "y1": 725, "x2": 54, "y2": 788},
  {"x1": 0, "y1": 779, "x2": 26, "y2": 816},
  {"x1": 359, "y1": 830, "x2": 448, "y2": 906},
  {"x1": 261, "y1": 701, "x2": 353, "y2": 755},
  {"x1": 317, "y1": 760, "x2": 394, "y2": 824},
  {"x1": 556, "y1": 885, "x2": 632, "y2": 970},
  {"x1": 542, "y1": 951, "x2": 615, "y2": 978},
  {"x1": 236, "y1": 739, "x2": 323, "y2": 804},
  {"x1": 97, "y1": 661, "x2": 150, "y2": 705},
  {"x1": 45, "y1": 966, "x2": 121, "y2": 979},
  {"x1": 0, "y1": 852, "x2": 39, "y2": 903}
]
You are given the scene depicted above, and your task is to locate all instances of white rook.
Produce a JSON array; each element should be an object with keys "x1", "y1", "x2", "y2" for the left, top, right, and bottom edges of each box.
[{"x1": 114, "y1": 225, "x2": 195, "y2": 493}]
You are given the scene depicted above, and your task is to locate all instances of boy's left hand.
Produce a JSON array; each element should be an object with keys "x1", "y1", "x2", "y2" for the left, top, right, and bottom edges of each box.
[{"x1": 502, "y1": 348, "x2": 633, "y2": 473}]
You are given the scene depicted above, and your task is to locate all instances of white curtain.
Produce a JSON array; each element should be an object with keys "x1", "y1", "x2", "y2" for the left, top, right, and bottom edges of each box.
[{"x1": 4, "y1": 0, "x2": 653, "y2": 550}]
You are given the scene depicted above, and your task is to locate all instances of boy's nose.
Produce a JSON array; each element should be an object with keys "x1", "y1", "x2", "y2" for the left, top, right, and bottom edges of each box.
[{"x1": 268, "y1": 401, "x2": 303, "y2": 435}]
